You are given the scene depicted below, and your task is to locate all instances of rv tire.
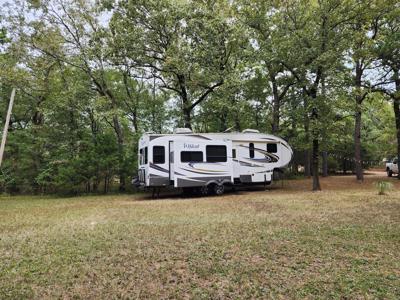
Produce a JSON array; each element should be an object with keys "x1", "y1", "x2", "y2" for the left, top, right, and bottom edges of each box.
[
  {"x1": 200, "y1": 186, "x2": 209, "y2": 196},
  {"x1": 213, "y1": 184, "x2": 225, "y2": 196},
  {"x1": 388, "y1": 169, "x2": 393, "y2": 177}
]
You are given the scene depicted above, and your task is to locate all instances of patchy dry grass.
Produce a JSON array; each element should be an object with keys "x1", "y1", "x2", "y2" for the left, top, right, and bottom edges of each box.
[{"x1": 1, "y1": 172, "x2": 400, "y2": 299}]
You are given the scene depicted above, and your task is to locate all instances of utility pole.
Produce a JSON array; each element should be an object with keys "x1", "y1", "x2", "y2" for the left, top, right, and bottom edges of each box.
[{"x1": 0, "y1": 88, "x2": 16, "y2": 167}]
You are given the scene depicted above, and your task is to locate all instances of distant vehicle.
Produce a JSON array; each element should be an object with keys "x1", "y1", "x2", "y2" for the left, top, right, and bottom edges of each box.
[
  {"x1": 386, "y1": 157, "x2": 398, "y2": 177},
  {"x1": 135, "y1": 128, "x2": 293, "y2": 195}
]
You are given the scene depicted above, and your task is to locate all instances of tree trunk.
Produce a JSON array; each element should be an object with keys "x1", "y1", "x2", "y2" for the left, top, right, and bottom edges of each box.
[
  {"x1": 304, "y1": 149, "x2": 311, "y2": 177},
  {"x1": 113, "y1": 115, "x2": 126, "y2": 191},
  {"x1": 183, "y1": 106, "x2": 192, "y2": 129},
  {"x1": 93, "y1": 180, "x2": 99, "y2": 193},
  {"x1": 270, "y1": 72, "x2": 280, "y2": 134},
  {"x1": 255, "y1": 104, "x2": 260, "y2": 128},
  {"x1": 122, "y1": 72, "x2": 139, "y2": 132},
  {"x1": 321, "y1": 76, "x2": 328, "y2": 179},
  {"x1": 312, "y1": 138, "x2": 321, "y2": 190},
  {"x1": 234, "y1": 103, "x2": 241, "y2": 131},
  {"x1": 354, "y1": 99, "x2": 363, "y2": 181},
  {"x1": 310, "y1": 87, "x2": 321, "y2": 191},
  {"x1": 354, "y1": 60, "x2": 364, "y2": 181},
  {"x1": 88, "y1": 109, "x2": 100, "y2": 193},
  {"x1": 219, "y1": 111, "x2": 228, "y2": 132},
  {"x1": 293, "y1": 161, "x2": 299, "y2": 175},
  {"x1": 304, "y1": 117, "x2": 311, "y2": 177},
  {"x1": 395, "y1": 100, "x2": 400, "y2": 180},
  {"x1": 393, "y1": 70, "x2": 400, "y2": 179},
  {"x1": 177, "y1": 74, "x2": 192, "y2": 129},
  {"x1": 104, "y1": 175, "x2": 108, "y2": 194},
  {"x1": 133, "y1": 106, "x2": 139, "y2": 132},
  {"x1": 322, "y1": 151, "x2": 328, "y2": 177},
  {"x1": 304, "y1": 91, "x2": 311, "y2": 177}
]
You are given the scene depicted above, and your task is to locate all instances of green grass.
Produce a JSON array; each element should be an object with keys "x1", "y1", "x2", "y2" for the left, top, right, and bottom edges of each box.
[{"x1": 0, "y1": 187, "x2": 399, "y2": 299}]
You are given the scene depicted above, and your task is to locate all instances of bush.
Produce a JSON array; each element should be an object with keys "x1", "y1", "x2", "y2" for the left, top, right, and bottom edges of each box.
[{"x1": 375, "y1": 181, "x2": 393, "y2": 195}]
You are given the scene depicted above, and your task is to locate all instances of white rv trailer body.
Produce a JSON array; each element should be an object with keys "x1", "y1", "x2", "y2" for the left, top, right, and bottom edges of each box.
[{"x1": 137, "y1": 130, "x2": 292, "y2": 189}]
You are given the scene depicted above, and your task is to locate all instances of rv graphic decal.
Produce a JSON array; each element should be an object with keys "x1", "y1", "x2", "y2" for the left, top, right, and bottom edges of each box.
[
  {"x1": 233, "y1": 159, "x2": 264, "y2": 168},
  {"x1": 239, "y1": 145, "x2": 279, "y2": 163},
  {"x1": 184, "y1": 143, "x2": 200, "y2": 149},
  {"x1": 174, "y1": 171, "x2": 186, "y2": 176},
  {"x1": 188, "y1": 162, "x2": 225, "y2": 167},
  {"x1": 150, "y1": 163, "x2": 169, "y2": 174},
  {"x1": 182, "y1": 163, "x2": 228, "y2": 175},
  {"x1": 177, "y1": 176, "x2": 232, "y2": 187},
  {"x1": 181, "y1": 168, "x2": 228, "y2": 175}
]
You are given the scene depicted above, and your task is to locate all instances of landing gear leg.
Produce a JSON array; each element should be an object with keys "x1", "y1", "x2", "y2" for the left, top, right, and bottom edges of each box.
[{"x1": 152, "y1": 187, "x2": 161, "y2": 199}]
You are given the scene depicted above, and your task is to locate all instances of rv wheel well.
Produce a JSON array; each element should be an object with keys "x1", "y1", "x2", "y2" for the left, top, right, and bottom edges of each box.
[{"x1": 206, "y1": 181, "x2": 220, "y2": 188}]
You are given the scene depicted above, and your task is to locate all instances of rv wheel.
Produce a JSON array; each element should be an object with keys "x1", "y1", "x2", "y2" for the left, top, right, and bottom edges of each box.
[
  {"x1": 213, "y1": 184, "x2": 225, "y2": 196},
  {"x1": 200, "y1": 186, "x2": 209, "y2": 196}
]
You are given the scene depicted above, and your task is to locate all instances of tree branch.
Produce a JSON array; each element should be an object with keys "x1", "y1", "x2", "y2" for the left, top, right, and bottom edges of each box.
[{"x1": 190, "y1": 80, "x2": 224, "y2": 110}]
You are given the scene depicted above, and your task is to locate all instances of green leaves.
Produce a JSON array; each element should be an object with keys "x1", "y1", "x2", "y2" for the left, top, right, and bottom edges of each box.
[
  {"x1": 0, "y1": 0, "x2": 398, "y2": 193},
  {"x1": 109, "y1": 0, "x2": 245, "y2": 125}
]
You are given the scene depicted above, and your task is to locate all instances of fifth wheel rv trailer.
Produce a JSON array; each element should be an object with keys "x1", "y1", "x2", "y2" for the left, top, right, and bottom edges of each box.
[{"x1": 136, "y1": 128, "x2": 293, "y2": 195}]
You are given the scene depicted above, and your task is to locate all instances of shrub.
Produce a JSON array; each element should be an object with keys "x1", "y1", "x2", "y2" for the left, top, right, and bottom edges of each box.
[{"x1": 375, "y1": 181, "x2": 393, "y2": 195}]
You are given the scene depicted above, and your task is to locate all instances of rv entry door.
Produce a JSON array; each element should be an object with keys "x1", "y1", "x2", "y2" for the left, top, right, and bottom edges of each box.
[{"x1": 168, "y1": 141, "x2": 174, "y2": 184}]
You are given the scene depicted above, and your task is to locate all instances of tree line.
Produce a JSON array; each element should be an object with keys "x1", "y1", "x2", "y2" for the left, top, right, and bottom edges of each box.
[{"x1": 0, "y1": 0, "x2": 398, "y2": 194}]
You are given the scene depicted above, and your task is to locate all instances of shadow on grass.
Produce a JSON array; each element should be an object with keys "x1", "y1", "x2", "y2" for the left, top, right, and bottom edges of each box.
[{"x1": 135, "y1": 184, "x2": 283, "y2": 201}]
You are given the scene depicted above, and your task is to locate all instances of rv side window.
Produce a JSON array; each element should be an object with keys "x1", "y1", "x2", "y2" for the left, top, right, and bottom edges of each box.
[
  {"x1": 206, "y1": 145, "x2": 227, "y2": 162},
  {"x1": 139, "y1": 149, "x2": 143, "y2": 165},
  {"x1": 267, "y1": 143, "x2": 278, "y2": 153},
  {"x1": 232, "y1": 149, "x2": 236, "y2": 159},
  {"x1": 249, "y1": 143, "x2": 254, "y2": 158},
  {"x1": 181, "y1": 151, "x2": 203, "y2": 162},
  {"x1": 144, "y1": 147, "x2": 148, "y2": 164},
  {"x1": 153, "y1": 146, "x2": 165, "y2": 164}
]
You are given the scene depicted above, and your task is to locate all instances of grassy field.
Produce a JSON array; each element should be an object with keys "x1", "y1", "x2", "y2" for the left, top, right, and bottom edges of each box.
[{"x1": 1, "y1": 172, "x2": 400, "y2": 299}]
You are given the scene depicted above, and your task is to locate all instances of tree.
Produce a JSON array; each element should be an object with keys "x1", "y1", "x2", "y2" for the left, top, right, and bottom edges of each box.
[
  {"x1": 374, "y1": 0, "x2": 400, "y2": 178},
  {"x1": 109, "y1": 0, "x2": 245, "y2": 128},
  {"x1": 239, "y1": 0, "x2": 295, "y2": 134},
  {"x1": 347, "y1": 0, "x2": 383, "y2": 181},
  {"x1": 278, "y1": 0, "x2": 354, "y2": 190},
  {"x1": 17, "y1": 0, "x2": 133, "y2": 190}
]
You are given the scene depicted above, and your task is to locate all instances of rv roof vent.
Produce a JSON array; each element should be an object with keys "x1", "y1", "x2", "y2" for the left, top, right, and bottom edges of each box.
[
  {"x1": 174, "y1": 128, "x2": 192, "y2": 134},
  {"x1": 242, "y1": 129, "x2": 260, "y2": 133}
]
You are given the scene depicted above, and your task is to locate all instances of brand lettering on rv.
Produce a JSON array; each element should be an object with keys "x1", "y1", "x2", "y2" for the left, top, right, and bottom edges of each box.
[{"x1": 184, "y1": 143, "x2": 200, "y2": 149}]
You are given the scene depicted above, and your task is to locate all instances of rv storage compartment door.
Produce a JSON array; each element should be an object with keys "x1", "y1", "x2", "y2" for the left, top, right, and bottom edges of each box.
[
  {"x1": 168, "y1": 141, "x2": 174, "y2": 183},
  {"x1": 173, "y1": 139, "x2": 233, "y2": 188}
]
